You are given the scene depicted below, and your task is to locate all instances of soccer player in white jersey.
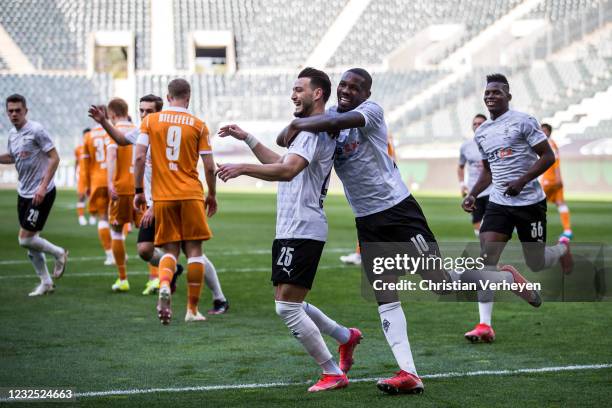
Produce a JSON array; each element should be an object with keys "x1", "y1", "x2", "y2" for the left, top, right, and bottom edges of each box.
[
  {"x1": 277, "y1": 68, "x2": 543, "y2": 395},
  {"x1": 461, "y1": 74, "x2": 573, "y2": 342},
  {"x1": 458, "y1": 113, "x2": 491, "y2": 237},
  {"x1": 0, "y1": 94, "x2": 68, "y2": 296},
  {"x1": 89, "y1": 96, "x2": 229, "y2": 313},
  {"x1": 217, "y1": 68, "x2": 361, "y2": 392}
]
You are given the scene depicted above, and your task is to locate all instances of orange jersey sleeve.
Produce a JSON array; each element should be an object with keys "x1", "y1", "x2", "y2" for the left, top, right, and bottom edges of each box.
[
  {"x1": 140, "y1": 108, "x2": 211, "y2": 201},
  {"x1": 108, "y1": 122, "x2": 137, "y2": 195},
  {"x1": 541, "y1": 139, "x2": 561, "y2": 184},
  {"x1": 85, "y1": 126, "x2": 110, "y2": 190}
]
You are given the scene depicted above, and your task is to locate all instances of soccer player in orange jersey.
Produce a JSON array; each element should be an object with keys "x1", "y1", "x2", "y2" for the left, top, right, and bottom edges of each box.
[
  {"x1": 105, "y1": 98, "x2": 139, "y2": 292},
  {"x1": 540, "y1": 123, "x2": 572, "y2": 239},
  {"x1": 75, "y1": 128, "x2": 90, "y2": 226},
  {"x1": 134, "y1": 78, "x2": 217, "y2": 324},
  {"x1": 82, "y1": 116, "x2": 113, "y2": 265}
]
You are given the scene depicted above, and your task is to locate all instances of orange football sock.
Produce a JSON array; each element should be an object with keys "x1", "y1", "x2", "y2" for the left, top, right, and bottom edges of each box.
[
  {"x1": 560, "y1": 211, "x2": 571, "y2": 232},
  {"x1": 187, "y1": 259, "x2": 205, "y2": 314},
  {"x1": 356, "y1": 243, "x2": 361, "y2": 254},
  {"x1": 111, "y1": 238, "x2": 127, "y2": 280},
  {"x1": 77, "y1": 203, "x2": 85, "y2": 217},
  {"x1": 98, "y1": 222, "x2": 112, "y2": 251},
  {"x1": 148, "y1": 264, "x2": 159, "y2": 280},
  {"x1": 122, "y1": 223, "x2": 130, "y2": 236},
  {"x1": 159, "y1": 255, "x2": 176, "y2": 289}
]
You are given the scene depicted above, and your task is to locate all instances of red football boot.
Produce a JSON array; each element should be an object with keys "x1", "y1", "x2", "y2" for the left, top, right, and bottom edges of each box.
[
  {"x1": 558, "y1": 236, "x2": 574, "y2": 275},
  {"x1": 464, "y1": 323, "x2": 496, "y2": 343},
  {"x1": 500, "y1": 264, "x2": 542, "y2": 307},
  {"x1": 307, "y1": 373, "x2": 348, "y2": 392},
  {"x1": 376, "y1": 370, "x2": 424, "y2": 395},
  {"x1": 338, "y1": 328, "x2": 363, "y2": 373}
]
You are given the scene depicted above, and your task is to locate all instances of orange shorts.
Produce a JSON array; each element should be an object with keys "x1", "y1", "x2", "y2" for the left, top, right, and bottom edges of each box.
[
  {"x1": 109, "y1": 194, "x2": 142, "y2": 227},
  {"x1": 154, "y1": 200, "x2": 212, "y2": 246},
  {"x1": 544, "y1": 184, "x2": 564, "y2": 203},
  {"x1": 88, "y1": 187, "x2": 109, "y2": 215}
]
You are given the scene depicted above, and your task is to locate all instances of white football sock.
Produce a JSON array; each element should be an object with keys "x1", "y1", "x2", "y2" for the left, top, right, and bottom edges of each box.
[
  {"x1": 27, "y1": 250, "x2": 52, "y2": 285},
  {"x1": 203, "y1": 255, "x2": 226, "y2": 301},
  {"x1": 275, "y1": 301, "x2": 338, "y2": 372},
  {"x1": 19, "y1": 235, "x2": 63, "y2": 259},
  {"x1": 378, "y1": 302, "x2": 417, "y2": 375},
  {"x1": 320, "y1": 358, "x2": 343, "y2": 375},
  {"x1": 544, "y1": 244, "x2": 567, "y2": 268},
  {"x1": 303, "y1": 302, "x2": 350, "y2": 344},
  {"x1": 478, "y1": 302, "x2": 493, "y2": 326}
]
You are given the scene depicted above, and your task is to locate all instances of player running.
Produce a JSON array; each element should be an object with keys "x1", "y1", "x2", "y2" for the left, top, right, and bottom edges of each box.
[
  {"x1": 88, "y1": 96, "x2": 228, "y2": 313},
  {"x1": 134, "y1": 79, "x2": 217, "y2": 323},
  {"x1": 461, "y1": 74, "x2": 573, "y2": 343},
  {"x1": 75, "y1": 128, "x2": 90, "y2": 226},
  {"x1": 458, "y1": 113, "x2": 491, "y2": 237},
  {"x1": 217, "y1": 67, "x2": 361, "y2": 392},
  {"x1": 0, "y1": 94, "x2": 68, "y2": 296},
  {"x1": 540, "y1": 123, "x2": 572, "y2": 240},
  {"x1": 104, "y1": 98, "x2": 139, "y2": 292},
  {"x1": 82, "y1": 115, "x2": 113, "y2": 265},
  {"x1": 277, "y1": 68, "x2": 542, "y2": 395}
]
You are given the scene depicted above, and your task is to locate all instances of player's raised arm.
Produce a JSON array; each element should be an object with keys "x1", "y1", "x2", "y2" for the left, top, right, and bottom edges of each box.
[
  {"x1": 89, "y1": 105, "x2": 131, "y2": 146},
  {"x1": 218, "y1": 124, "x2": 281, "y2": 164},
  {"x1": 277, "y1": 112, "x2": 364, "y2": 147}
]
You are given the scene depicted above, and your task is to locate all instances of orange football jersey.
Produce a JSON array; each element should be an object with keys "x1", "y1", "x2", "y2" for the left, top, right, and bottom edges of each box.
[
  {"x1": 541, "y1": 138, "x2": 561, "y2": 184},
  {"x1": 107, "y1": 121, "x2": 137, "y2": 195},
  {"x1": 83, "y1": 126, "x2": 110, "y2": 190},
  {"x1": 139, "y1": 107, "x2": 212, "y2": 201}
]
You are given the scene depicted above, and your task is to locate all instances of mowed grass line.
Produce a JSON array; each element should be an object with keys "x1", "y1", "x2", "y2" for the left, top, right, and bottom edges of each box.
[{"x1": 0, "y1": 190, "x2": 611, "y2": 407}]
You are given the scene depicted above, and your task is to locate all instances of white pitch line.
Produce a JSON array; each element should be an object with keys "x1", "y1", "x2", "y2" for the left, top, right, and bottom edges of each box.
[
  {"x1": 0, "y1": 264, "x2": 353, "y2": 280},
  {"x1": 0, "y1": 248, "x2": 353, "y2": 266},
  {"x1": 73, "y1": 363, "x2": 612, "y2": 398}
]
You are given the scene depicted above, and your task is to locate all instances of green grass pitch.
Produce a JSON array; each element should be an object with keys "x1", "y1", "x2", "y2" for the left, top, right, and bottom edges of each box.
[{"x1": 0, "y1": 190, "x2": 611, "y2": 407}]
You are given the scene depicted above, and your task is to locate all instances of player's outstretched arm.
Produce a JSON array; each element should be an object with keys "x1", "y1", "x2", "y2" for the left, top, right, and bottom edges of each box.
[
  {"x1": 217, "y1": 154, "x2": 307, "y2": 183},
  {"x1": 88, "y1": 105, "x2": 131, "y2": 146},
  {"x1": 504, "y1": 140, "x2": 555, "y2": 197},
  {"x1": 277, "y1": 112, "x2": 365, "y2": 147},
  {"x1": 201, "y1": 153, "x2": 217, "y2": 217},
  {"x1": 462, "y1": 160, "x2": 492, "y2": 212},
  {"x1": 0, "y1": 153, "x2": 15, "y2": 164},
  {"x1": 218, "y1": 124, "x2": 281, "y2": 164}
]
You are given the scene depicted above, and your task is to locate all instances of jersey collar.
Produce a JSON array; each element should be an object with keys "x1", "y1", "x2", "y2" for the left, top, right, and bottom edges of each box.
[{"x1": 165, "y1": 106, "x2": 190, "y2": 113}]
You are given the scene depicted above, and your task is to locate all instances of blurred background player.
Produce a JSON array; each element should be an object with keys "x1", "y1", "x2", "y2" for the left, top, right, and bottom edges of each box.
[
  {"x1": 339, "y1": 132, "x2": 398, "y2": 266},
  {"x1": 105, "y1": 98, "x2": 139, "y2": 292},
  {"x1": 82, "y1": 113, "x2": 113, "y2": 265},
  {"x1": 218, "y1": 67, "x2": 361, "y2": 393},
  {"x1": 89, "y1": 95, "x2": 229, "y2": 313},
  {"x1": 0, "y1": 94, "x2": 68, "y2": 296},
  {"x1": 462, "y1": 73, "x2": 572, "y2": 343},
  {"x1": 540, "y1": 123, "x2": 572, "y2": 240},
  {"x1": 458, "y1": 114, "x2": 492, "y2": 236},
  {"x1": 134, "y1": 78, "x2": 218, "y2": 324},
  {"x1": 74, "y1": 127, "x2": 90, "y2": 226}
]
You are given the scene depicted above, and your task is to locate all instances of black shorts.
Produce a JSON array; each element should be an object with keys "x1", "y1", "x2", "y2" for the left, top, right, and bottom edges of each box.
[
  {"x1": 271, "y1": 239, "x2": 325, "y2": 290},
  {"x1": 355, "y1": 195, "x2": 438, "y2": 250},
  {"x1": 137, "y1": 217, "x2": 155, "y2": 244},
  {"x1": 17, "y1": 187, "x2": 56, "y2": 232},
  {"x1": 472, "y1": 195, "x2": 489, "y2": 224},
  {"x1": 480, "y1": 199, "x2": 547, "y2": 242}
]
